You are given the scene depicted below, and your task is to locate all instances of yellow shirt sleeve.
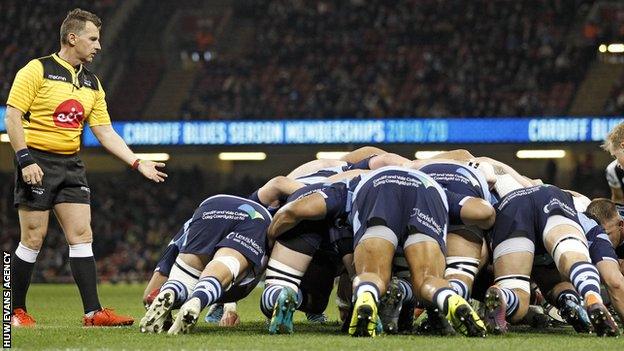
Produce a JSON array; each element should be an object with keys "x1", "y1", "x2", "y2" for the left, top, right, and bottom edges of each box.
[
  {"x1": 6, "y1": 60, "x2": 44, "y2": 114},
  {"x1": 87, "y1": 76, "x2": 112, "y2": 126}
]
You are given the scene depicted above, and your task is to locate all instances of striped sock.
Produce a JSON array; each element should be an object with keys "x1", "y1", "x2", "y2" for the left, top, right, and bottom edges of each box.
[
  {"x1": 569, "y1": 262, "x2": 603, "y2": 303},
  {"x1": 433, "y1": 287, "x2": 456, "y2": 314},
  {"x1": 499, "y1": 287, "x2": 519, "y2": 317},
  {"x1": 556, "y1": 289, "x2": 581, "y2": 308},
  {"x1": 191, "y1": 277, "x2": 223, "y2": 310},
  {"x1": 449, "y1": 279, "x2": 470, "y2": 300},
  {"x1": 397, "y1": 278, "x2": 414, "y2": 304},
  {"x1": 260, "y1": 284, "x2": 303, "y2": 318},
  {"x1": 161, "y1": 280, "x2": 189, "y2": 308},
  {"x1": 261, "y1": 284, "x2": 283, "y2": 317}
]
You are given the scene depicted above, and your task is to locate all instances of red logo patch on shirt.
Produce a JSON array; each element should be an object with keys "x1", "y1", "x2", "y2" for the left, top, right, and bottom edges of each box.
[{"x1": 53, "y1": 99, "x2": 85, "y2": 128}]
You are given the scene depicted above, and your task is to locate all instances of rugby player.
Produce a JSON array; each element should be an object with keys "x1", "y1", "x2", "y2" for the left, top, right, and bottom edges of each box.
[
  {"x1": 267, "y1": 166, "x2": 494, "y2": 337},
  {"x1": 483, "y1": 185, "x2": 619, "y2": 336},
  {"x1": 139, "y1": 194, "x2": 270, "y2": 334}
]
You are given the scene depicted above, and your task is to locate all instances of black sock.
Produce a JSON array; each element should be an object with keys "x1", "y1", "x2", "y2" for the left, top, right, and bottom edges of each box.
[
  {"x1": 11, "y1": 255, "x2": 35, "y2": 311},
  {"x1": 69, "y1": 256, "x2": 102, "y2": 314}
]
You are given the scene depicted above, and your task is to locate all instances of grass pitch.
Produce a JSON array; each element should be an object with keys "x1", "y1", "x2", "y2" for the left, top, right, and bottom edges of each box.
[{"x1": 9, "y1": 284, "x2": 623, "y2": 350}]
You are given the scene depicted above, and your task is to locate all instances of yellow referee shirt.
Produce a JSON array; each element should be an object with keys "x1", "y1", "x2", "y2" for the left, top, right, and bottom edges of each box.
[{"x1": 6, "y1": 53, "x2": 111, "y2": 154}]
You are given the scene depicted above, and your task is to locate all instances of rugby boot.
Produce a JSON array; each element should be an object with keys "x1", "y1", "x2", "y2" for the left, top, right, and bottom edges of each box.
[
  {"x1": 559, "y1": 298, "x2": 591, "y2": 333},
  {"x1": 219, "y1": 303, "x2": 240, "y2": 327},
  {"x1": 378, "y1": 277, "x2": 403, "y2": 334},
  {"x1": 415, "y1": 307, "x2": 456, "y2": 336},
  {"x1": 587, "y1": 302, "x2": 620, "y2": 337},
  {"x1": 543, "y1": 302, "x2": 566, "y2": 326},
  {"x1": 397, "y1": 298, "x2": 415, "y2": 333},
  {"x1": 204, "y1": 304, "x2": 224, "y2": 324},
  {"x1": 349, "y1": 292, "x2": 380, "y2": 337},
  {"x1": 11, "y1": 308, "x2": 36, "y2": 327},
  {"x1": 84, "y1": 307, "x2": 134, "y2": 327},
  {"x1": 269, "y1": 287, "x2": 298, "y2": 334},
  {"x1": 484, "y1": 286, "x2": 508, "y2": 334},
  {"x1": 168, "y1": 297, "x2": 202, "y2": 335},
  {"x1": 140, "y1": 289, "x2": 175, "y2": 333},
  {"x1": 521, "y1": 305, "x2": 551, "y2": 329},
  {"x1": 306, "y1": 312, "x2": 328, "y2": 323},
  {"x1": 445, "y1": 294, "x2": 487, "y2": 337}
]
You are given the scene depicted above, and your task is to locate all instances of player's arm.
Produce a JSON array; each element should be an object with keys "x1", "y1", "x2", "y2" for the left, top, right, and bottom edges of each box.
[
  {"x1": 431, "y1": 149, "x2": 475, "y2": 161},
  {"x1": 339, "y1": 146, "x2": 387, "y2": 163},
  {"x1": 267, "y1": 193, "x2": 328, "y2": 240},
  {"x1": 5, "y1": 106, "x2": 45, "y2": 185},
  {"x1": 596, "y1": 260, "x2": 624, "y2": 321},
  {"x1": 459, "y1": 197, "x2": 496, "y2": 230},
  {"x1": 257, "y1": 176, "x2": 305, "y2": 207},
  {"x1": 367, "y1": 153, "x2": 411, "y2": 169},
  {"x1": 475, "y1": 157, "x2": 533, "y2": 187},
  {"x1": 286, "y1": 159, "x2": 346, "y2": 179},
  {"x1": 403, "y1": 158, "x2": 463, "y2": 170},
  {"x1": 6, "y1": 60, "x2": 45, "y2": 185},
  {"x1": 90, "y1": 124, "x2": 167, "y2": 183},
  {"x1": 326, "y1": 169, "x2": 369, "y2": 182}
]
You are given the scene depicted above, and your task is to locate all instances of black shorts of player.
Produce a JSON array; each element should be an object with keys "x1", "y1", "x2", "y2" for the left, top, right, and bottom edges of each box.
[
  {"x1": 298, "y1": 248, "x2": 344, "y2": 314},
  {"x1": 490, "y1": 185, "x2": 579, "y2": 256},
  {"x1": 14, "y1": 148, "x2": 90, "y2": 210},
  {"x1": 278, "y1": 220, "x2": 331, "y2": 256}
]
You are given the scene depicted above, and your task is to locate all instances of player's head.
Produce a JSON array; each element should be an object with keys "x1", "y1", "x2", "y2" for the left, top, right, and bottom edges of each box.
[
  {"x1": 602, "y1": 122, "x2": 624, "y2": 168},
  {"x1": 60, "y1": 8, "x2": 102, "y2": 63},
  {"x1": 587, "y1": 198, "x2": 623, "y2": 247}
]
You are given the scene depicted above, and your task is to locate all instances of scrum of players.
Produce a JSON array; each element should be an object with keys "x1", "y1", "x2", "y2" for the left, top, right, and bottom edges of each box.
[{"x1": 139, "y1": 124, "x2": 624, "y2": 338}]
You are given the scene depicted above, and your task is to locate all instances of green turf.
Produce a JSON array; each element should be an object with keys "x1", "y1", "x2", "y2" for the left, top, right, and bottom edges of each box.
[{"x1": 8, "y1": 283, "x2": 623, "y2": 350}]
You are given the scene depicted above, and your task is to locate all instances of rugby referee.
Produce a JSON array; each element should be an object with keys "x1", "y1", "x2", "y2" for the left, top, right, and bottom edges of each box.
[{"x1": 5, "y1": 9, "x2": 167, "y2": 327}]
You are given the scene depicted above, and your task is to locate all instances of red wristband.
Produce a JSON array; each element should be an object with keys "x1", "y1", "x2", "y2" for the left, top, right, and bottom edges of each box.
[{"x1": 131, "y1": 159, "x2": 141, "y2": 170}]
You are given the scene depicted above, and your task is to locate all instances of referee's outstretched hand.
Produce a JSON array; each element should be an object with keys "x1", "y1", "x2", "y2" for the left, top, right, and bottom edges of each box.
[
  {"x1": 138, "y1": 160, "x2": 168, "y2": 183},
  {"x1": 22, "y1": 163, "x2": 44, "y2": 186}
]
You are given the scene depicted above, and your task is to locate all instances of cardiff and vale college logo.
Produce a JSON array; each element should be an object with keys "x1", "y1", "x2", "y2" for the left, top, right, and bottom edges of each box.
[{"x1": 238, "y1": 204, "x2": 265, "y2": 220}]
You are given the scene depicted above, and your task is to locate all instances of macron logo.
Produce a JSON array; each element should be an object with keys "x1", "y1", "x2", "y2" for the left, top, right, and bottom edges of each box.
[{"x1": 47, "y1": 74, "x2": 67, "y2": 81}]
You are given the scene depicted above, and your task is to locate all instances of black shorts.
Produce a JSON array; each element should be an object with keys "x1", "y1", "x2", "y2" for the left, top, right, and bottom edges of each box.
[{"x1": 14, "y1": 148, "x2": 90, "y2": 210}]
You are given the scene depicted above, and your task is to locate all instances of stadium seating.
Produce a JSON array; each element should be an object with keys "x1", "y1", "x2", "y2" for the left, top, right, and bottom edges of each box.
[
  {"x1": 181, "y1": 0, "x2": 595, "y2": 119},
  {"x1": 0, "y1": 0, "x2": 118, "y2": 105}
]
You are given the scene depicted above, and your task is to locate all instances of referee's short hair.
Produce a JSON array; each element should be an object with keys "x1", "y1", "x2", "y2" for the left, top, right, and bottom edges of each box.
[{"x1": 60, "y1": 8, "x2": 102, "y2": 45}]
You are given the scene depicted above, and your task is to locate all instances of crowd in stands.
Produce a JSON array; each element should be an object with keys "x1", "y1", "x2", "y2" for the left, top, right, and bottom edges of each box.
[
  {"x1": 0, "y1": 0, "x2": 118, "y2": 104},
  {"x1": 605, "y1": 73, "x2": 624, "y2": 116},
  {"x1": 183, "y1": 0, "x2": 596, "y2": 120},
  {"x1": 0, "y1": 169, "x2": 265, "y2": 284}
]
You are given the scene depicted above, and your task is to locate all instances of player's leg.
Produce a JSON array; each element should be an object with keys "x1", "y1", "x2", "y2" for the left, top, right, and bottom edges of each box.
[
  {"x1": 551, "y1": 281, "x2": 591, "y2": 332},
  {"x1": 298, "y1": 249, "x2": 341, "y2": 324},
  {"x1": 485, "y1": 247, "x2": 534, "y2": 334},
  {"x1": 143, "y1": 228, "x2": 184, "y2": 307},
  {"x1": 444, "y1": 229, "x2": 483, "y2": 300},
  {"x1": 542, "y1": 216, "x2": 619, "y2": 336},
  {"x1": 169, "y1": 247, "x2": 250, "y2": 334},
  {"x1": 404, "y1": 239, "x2": 486, "y2": 337},
  {"x1": 55, "y1": 202, "x2": 134, "y2": 326},
  {"x1": 262, "y1": 242, "x2": 313, "y2": 334},
  {"x1": 349, "y1": 227, "x2": 395, "y2": 337},
  {"x1": 140, "y1": 253, "x2": 203, "y2": 333},
  {"x1": 11, "y1": 207, "x2": 49, "y2": 327}
]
